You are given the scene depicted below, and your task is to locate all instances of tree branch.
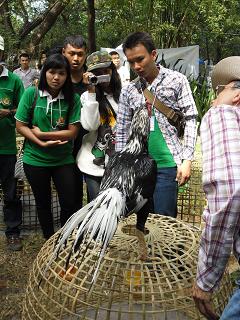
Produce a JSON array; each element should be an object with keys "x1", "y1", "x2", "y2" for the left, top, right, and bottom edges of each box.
[
  {"x1": 18, "y1": 0, "x2": 29, "y2": 24},
  {"x1": 87, "y1": 0, "x2": 96, "y2": 52},
  {"x1": 19, "y1": 3, "x2": 56, "y2": 40},
  {"x1": 30, "y1": 1, "x2": 69, "y2": 47}
]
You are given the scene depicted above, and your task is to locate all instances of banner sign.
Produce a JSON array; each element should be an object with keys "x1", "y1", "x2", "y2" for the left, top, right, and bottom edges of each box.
[
  {"x1": 156, "y1": 45, "x2": 199, "y2": 79},
  {"x1": 101, "y1": 44, "x2": 199, "y2": 79}
]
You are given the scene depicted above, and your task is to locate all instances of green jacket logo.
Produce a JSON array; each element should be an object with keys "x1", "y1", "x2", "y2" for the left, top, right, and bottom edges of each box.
[{"x1": 0, "y1": 97, "x2": 11, "y2": 106}]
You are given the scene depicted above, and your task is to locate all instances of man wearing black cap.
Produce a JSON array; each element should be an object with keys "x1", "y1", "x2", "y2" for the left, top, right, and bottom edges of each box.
[
  {"x1": 0, "y1": 35, "x2": 24, "y2": 250},
  {"x1": 192, "y1": 56, "x2": 240, "y2": 320}
]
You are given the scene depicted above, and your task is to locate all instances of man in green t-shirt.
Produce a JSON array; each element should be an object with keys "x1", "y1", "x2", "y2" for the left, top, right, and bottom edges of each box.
[
  {"x1": 116, "y1": 32, "x2": 198, "y2": 218},
  {"x1": 0, "y1": 35, "x2": 24, "y2": 250}
]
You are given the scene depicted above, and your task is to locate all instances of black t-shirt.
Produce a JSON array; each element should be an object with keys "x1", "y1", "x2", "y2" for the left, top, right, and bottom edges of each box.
[
  {"x1": 72, "y1": 80, "x2": 88, "y2": 158},
  {"x1": 73, "y1": 81, "x2": 88, "y2": 97}
]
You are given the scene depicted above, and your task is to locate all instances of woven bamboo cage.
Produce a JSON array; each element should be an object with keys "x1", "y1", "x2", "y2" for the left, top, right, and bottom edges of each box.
[
  {"x1": 22, "y1": 214, "x2": 232, "y2": 320},
  {"x1": 177, "y1": 143, "x2": 205, "y2": 228}
]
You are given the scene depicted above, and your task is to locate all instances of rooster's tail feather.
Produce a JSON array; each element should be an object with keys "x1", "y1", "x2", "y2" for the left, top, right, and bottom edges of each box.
[{"x1": 44, "y1": 188, "x2": 126, "y2": 282}]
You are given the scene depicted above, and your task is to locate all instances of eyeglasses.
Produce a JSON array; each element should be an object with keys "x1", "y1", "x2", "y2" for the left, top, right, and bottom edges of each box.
[{"x1": 216, "y1": 84, "x2": 240, "y2": 96}]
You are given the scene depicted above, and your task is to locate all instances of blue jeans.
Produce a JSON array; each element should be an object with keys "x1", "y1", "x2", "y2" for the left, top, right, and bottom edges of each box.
[
  {"x1": 0, "y1": 155, "x2": 22, "y2": 237},
  {"x1": 153, "y1": 167, "x2": 178, "y2": 217},
  {"x1": 220, "y1": 280, "x2": 240, "y2": 320},
  {"x1": 84, "y1": 174, "x2": 102, "y2": 202}
]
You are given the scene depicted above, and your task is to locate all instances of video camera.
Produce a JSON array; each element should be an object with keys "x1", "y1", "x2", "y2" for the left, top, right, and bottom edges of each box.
[{"x1": 88, "y1": 74, "x2": 111, "y2": 85}]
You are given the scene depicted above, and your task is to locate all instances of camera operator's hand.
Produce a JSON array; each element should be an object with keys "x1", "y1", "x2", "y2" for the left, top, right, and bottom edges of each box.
[{"x1": 83, "y1": 72, "x2": 96, "y2": 93}]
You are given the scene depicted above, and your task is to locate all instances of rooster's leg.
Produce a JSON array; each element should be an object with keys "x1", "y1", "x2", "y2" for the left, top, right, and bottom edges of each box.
[
  {"x1": 135, "y1": 201, "x2": 152, "y2": 261},
  {"x1": 136, "y1": 228, "x2": 148, "y2": 261}
]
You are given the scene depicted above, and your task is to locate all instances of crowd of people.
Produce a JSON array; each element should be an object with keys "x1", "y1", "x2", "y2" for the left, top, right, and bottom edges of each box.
[{"x1": 0, "y1": 31, "x2": 240, "y2": 319}]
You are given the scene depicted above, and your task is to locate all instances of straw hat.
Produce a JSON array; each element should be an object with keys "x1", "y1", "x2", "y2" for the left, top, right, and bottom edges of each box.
[{"x1": 211, "y1": 56, "x2": 240, "y2": 91}]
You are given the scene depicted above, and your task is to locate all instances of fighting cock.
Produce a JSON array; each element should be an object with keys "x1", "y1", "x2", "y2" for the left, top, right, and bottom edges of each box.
[{"x1": 47, "y1": 103, "x2": 157, "y2": 282}]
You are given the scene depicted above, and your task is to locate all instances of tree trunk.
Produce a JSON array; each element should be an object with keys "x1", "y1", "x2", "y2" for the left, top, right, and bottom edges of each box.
[
  {"x1": 87, "y1": 0, "x2": 96, "y2": 53},
  {"x1": 0, "y1": 0, "x2": 15, "y2": 36},
  {"x1": 215, "y1": 38, "x2": 223, "y2": 63}
]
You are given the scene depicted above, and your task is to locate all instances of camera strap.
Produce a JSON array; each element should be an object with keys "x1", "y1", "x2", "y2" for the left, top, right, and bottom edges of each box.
[{"x1": 134, "y1": 77, "x2": 182, "y2": 125}]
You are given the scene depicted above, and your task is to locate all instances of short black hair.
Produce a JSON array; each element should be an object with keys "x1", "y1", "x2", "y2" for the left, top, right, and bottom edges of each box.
[
  {"x1": 19, "y1": 52, "x2": 30, "y2": 59},
  {"x1": 63, "y1": 35, "x2": 87, "y2": 50},
  {"x1": 122, "y1": 32, "x2": 156, "y2": 54},
  {"x1": 47, "y1": 44, "x2": 63, "y2": 56},
  {"x1": 39, "y1": 53, "x2": 74, "y2": 110},
  {"x1": 109, "y1": 51, "x2": 119, "y2": 56}
]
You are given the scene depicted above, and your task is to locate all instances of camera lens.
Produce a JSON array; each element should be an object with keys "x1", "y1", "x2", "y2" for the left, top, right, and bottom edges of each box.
[{"x1": 89, "y1": 75, "x2": 98, "y2": 85}]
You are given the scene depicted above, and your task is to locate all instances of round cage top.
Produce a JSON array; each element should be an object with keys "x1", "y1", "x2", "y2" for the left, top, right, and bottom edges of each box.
[{"x1": 23, "y1": 214, "x2": 232, "y2": 320}]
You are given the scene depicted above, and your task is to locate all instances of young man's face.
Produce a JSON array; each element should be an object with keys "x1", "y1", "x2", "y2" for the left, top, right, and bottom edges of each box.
[
  {"x1": 125, "y1": 44, "x2": 157, "y2": 80},
  {"x1": 20, "y1": 56, "x2": 30, "y2": 70},
  {"x1": 62, "y1": 44, "x2": 87, "y2": 71},
  {"x1": 212, "y1": 81, "x2": 240, "y2": 107},
  {"x1": 111, "y1": 54, "x2": 120, "y2": 69}
]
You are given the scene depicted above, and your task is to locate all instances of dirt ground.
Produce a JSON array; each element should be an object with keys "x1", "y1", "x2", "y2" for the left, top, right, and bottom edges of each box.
[{"x1": 0, "y1": 233, "x2": 45, "y2": 320}]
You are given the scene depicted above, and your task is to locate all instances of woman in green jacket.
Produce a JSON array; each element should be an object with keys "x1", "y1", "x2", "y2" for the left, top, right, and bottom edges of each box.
[{"x1": 15, "y1": 53, "x2": 81, "y2": 239}]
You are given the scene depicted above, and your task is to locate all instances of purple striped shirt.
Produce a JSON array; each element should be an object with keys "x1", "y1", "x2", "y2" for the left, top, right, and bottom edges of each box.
[
  {"x1": 115, "y1": 66, "x2": 198, "y2": 165},
  {"x1": 196, "y1": 105, "x2": 240, "y2": 291}
]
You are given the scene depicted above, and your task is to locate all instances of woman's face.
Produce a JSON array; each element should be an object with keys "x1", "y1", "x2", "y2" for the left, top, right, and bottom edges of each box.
[
  {"x1": 93, "y1": 67, "x2": 112, "y2": 78},
  {"x1": 93, "y1": 67, "x2": 112, "y2": 90},
  {"x1": 46, "y1": 68, "x2": 67, "y2": 92}
]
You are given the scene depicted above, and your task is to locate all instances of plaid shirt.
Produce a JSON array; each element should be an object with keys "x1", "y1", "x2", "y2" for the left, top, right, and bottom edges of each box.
[
  {"x1": 196, "y1": 105, "x2": 240, "y2": 291},
  {"x1": 115, "y1": 66, "x2": 198, "y2": 165}
]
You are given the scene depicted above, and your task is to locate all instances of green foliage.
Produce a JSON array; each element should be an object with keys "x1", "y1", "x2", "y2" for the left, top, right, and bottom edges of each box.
[
  {"x1": 190, "y1": 78, "x2": 215, "y2": 125},
  {"x1": 1, "y1": 0, "x2": 240, "y2": 63},
  {"x1": 39, "y1": 8, "x2": 88, "y2": 53}
]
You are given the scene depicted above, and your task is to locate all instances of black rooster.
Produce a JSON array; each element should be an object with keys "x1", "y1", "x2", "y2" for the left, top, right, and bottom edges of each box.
[{"x1": 47, "y1": 103, "x2": 157, "y2": 281}]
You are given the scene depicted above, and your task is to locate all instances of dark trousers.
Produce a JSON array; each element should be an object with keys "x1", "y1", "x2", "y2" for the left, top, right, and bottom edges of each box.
[
  {"x1": 72, "y1": 126, "x2": 86, "y2": 208},
  {"x1": 75, "y1": 167, "x2": 83, "y2": 209},
  {"x1": 0, "y1": 155, "x2": 22, "y2": 237},
  {"x1": 24, "y1": 163, "x2": 80, "y2": 239}
]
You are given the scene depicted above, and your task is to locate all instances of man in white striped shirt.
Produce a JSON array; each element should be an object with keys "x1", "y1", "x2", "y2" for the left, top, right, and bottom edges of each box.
[
  {"x1": 14, "y1": 52, "x2": 39, "y2": 89},
  {"x1": 116, "y1": 31, "x2": 198, "y2": 217}
]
